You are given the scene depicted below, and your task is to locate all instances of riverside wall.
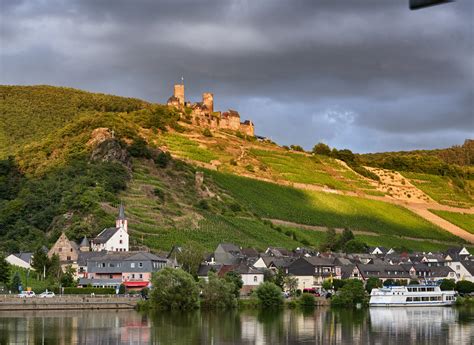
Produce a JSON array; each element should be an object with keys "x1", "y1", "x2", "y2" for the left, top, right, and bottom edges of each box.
[{"x1": 0, "y1": 295, "x2": 141, "y2": 311}]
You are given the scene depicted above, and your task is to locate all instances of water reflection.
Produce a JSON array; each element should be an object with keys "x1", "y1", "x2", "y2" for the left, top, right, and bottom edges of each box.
[{"x1": 0, "y1": 307, "x2": 472, "y2": 344}]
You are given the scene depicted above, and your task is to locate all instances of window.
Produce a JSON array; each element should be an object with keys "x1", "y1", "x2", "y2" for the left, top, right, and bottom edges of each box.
[
  {"x1": 254, "y1": 276, "x2": 258, "y2": 282},
  {"x1": 102, "y1": 263, "x2": 106, "y2": 268},
  {"x1": 109, "y1": 275, "x2": 113, "y2": 279},
  {"x1": 132, "y1": 274, "x2": 135, "y2": 279},
  {"x1": 120, "y1": 240, "x2": 123, "y2": 244},
  {"x1": 139, "y1": 274, "x2": 143, "y2": 279},
  {"x1": 139, "y1": 262, "x2": 143, "y2": 268},
  {"x1": 131, "y1": 263, "x2": 135, "y2": 268},
  {"x1": 67, "y1": 256, "x2": 71, "y2": 261},
  {"x1": 456, "y1": 265, "x2": 461, "y2": 270},
  {"x1": 70, "y1": 248, "x2": 73, "y2": 252},
  {"x1": 59, "y1": 248, "x2": 62, "y2": 252}
]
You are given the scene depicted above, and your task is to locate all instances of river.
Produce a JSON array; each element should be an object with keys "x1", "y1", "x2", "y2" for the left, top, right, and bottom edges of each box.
[{"x1": 0, "y1": 307, "x2": 472, "y2": 344}]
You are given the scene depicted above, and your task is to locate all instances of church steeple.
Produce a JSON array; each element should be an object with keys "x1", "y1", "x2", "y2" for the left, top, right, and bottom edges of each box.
[{"x1": 116, "y1": 202, "x2": 128, "y2": 232}]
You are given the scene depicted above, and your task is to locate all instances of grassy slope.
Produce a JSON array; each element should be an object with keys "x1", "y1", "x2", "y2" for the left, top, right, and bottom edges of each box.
[
  {"x1": 0, "y1": 85, "x2": 146, "y2": 158},
  {"x1": 207, "y1": 171, "x2": 462, "y2": 242},
  {"x1": 429, "y1": 210, "x2": 474, "y2": 234}
]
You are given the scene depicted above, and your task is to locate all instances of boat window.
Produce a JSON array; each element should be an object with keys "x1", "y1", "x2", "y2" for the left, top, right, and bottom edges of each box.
[
  {"x1": 422, "y1": 297, "x2": 429, "y2": 301},
  {"x1": 407, "y1": 297, "x2": 413, "y2": 302}
]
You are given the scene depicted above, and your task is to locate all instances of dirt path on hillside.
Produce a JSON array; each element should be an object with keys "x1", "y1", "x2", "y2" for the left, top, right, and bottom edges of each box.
[{"x1": 264, "y1": 218, "x2": 466, "y2": 246}]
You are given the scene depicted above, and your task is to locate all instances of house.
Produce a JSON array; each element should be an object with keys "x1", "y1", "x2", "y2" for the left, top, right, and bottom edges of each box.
[
  {"x1": 214, "y1": 243, "x2": 242, "y2": 265},
  {"x1": 91, "y1": 204, "x2": 129, "y2": 252},
  {"x1": 48, "y1": 233, "x2": 79, "y2": 264},
  {"x1": 368, "y1": 247, "x2": 394, "y2": 255},
  {"x1": 458, "y1": 261, "x2": 474, "y2": 282},
  {"x1": 197, "y1": 264, "x2": 224, "y2": 281},
  {"x1": 79, "y1": 252, "x2": 168, "y2": 289},
  {"x1": 356, "y1": 263, "x2": 412, "y2": 283},
  {"x1": 445, "y1": 247, "x2": 472, "y2": 280},
  {"x1": 265, "y1": 247, "x2": 293, "y2": 257},
  {"x1": 286, "y1": 257, "x2": 342, "y2": 291},
  {"x1": 232, "y1": 263, "x2": 264, "y2": 295},
  {"x1": 5, "y1": 252, "x2": 34, "y2": 270}
]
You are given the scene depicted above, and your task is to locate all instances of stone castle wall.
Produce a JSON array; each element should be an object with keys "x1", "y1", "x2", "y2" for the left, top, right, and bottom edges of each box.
[{"x1": 167, "y1": 84, "x2": 254, "y2": 136}]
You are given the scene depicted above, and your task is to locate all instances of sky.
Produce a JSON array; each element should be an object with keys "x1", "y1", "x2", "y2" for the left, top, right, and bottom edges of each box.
[{"x1": 1, "y1": 0, "x2": 473, "y2": 153}]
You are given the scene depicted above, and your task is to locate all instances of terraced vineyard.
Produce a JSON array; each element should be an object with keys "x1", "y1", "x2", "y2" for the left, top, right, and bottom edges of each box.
[
  {"x1": 401, "y1": 172, "x2": 473, "y2": 208},
  {"x1": 208, "y1": 171, "x2": 463, "y2": 242}
]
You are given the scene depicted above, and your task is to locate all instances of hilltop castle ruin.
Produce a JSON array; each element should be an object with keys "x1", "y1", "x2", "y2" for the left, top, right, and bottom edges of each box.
[{"x1": 167, "y1": 83, "x2": 254, "y2": 136}]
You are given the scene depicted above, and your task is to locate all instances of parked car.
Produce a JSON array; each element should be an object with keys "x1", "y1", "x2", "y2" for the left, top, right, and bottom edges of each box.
[
  {"x1": 39, "y1": 291, "x2": 55, "y2": 298},
  {"x1": 18, "y1": 291, "x2": 36, "y2": 298}
]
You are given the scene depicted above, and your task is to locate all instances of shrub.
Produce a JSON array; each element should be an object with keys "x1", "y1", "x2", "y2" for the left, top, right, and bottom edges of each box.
[
  {"x1": 245, "y1": 165, "x2": 255, "y2": 172},
  {"x1": 229, "y1": 159, "x2": 237, "y2": 166},
  {"x1": 439, "y1": 279, "x2": 456, "y2": 291},
  {"x1": 312, "y1": 142, "x2": 331, "y2": 156},
  {"x1": 365, "y1": 277, "x2": 382, "y2": 293},
  {"x1": 255, "y1": 282, "x2": 283, "y2": 308},
  {"x1": 200, "y1": 272, "x2": 237, "y2": 309},
  {"x1": 197, "y1": 199, "x2": 210, "y2": 210},
  {"x1": 299, "y1": 293, "x2": 316, "y2": 307},
  {"x1": 128, "y1": 138, "x2": 151, "y2": 158},
  {"x1": 150, "y1": 268, "x2": 200, "y2": 310},
  {"x1": 155, "y1": 151, "x2": 172, "y2": 168},
  {"x1": 153, "y1": 187, "x2": 165, "y2": 200},
  {"x1": 331, "y1": 280, "x2": 366, "y2": 308},
  {"x1": 63, "y1": 287, "x2": 115, "y2": 294},
  {"x1": 202, "y1": 128, "x2": 212, "y2": 137},
  {"x1": 456, "y1": 280, "x2": 474, "y2": 295}
]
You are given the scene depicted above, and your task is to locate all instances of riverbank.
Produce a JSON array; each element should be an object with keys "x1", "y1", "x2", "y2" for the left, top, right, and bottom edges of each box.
[{"x1": 0, "y1": 295, "x2": 141, "y2": 311}]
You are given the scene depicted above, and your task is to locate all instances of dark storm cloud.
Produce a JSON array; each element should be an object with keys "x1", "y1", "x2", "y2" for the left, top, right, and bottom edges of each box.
[{"x1": 1, "y1": 0, "x2": 472, "y2": 152}]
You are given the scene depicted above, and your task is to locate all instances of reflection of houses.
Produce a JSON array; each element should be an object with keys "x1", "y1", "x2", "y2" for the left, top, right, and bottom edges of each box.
[{"x1": 79, "y1": 252, "x2": 168, "y2": 289}]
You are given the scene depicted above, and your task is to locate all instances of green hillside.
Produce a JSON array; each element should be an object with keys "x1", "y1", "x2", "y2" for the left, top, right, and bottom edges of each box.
[
  {"x1": 0, "y1": 85, "x2": 147, "y2": 157},
  {"x1": 0, "y1": 85, "x2": 470, "y2": 254},
  {"x1": 429, "y1": 210, "x2": 474, "y2": 234}
]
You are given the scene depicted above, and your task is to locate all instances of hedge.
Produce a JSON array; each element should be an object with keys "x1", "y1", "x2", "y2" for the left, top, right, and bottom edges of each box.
[{"x1": 63, "y1": 287, "x2": 116, "y2": 295}]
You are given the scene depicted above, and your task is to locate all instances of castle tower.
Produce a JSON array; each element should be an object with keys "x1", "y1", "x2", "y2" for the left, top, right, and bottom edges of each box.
[
  {"x1": 173, "y1": 84, "x2": 185, "y2": 105},
  {"x1": 116, "y1": 202, "x2": 128, "y2": 233},
  {"x1": 202, "y1": 93, "x2": 214, "y2": 113}
]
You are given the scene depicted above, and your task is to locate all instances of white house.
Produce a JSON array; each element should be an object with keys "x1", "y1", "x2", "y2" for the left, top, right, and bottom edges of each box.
[
  {"x1": 91, "y1": 204, "x2": 129, "y2": 252},
  {"x1": 6, "y1": 252, "x2": 34, "y2": 270}
]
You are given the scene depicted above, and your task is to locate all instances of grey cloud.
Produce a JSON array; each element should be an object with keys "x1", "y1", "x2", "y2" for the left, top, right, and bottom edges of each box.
[{"x1": 1, "y1": 0, "x2": 472, "y2": 152}]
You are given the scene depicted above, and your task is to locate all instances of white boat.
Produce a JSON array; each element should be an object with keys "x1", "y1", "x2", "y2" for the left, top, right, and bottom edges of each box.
[{"x1": 369, "y1": 284, "x2": 456, "y2": 307}]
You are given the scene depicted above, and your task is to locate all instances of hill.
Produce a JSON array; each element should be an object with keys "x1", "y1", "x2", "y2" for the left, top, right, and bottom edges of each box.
[{"x1": 0, "y1": 85, "x2": 472, "y2": 255}]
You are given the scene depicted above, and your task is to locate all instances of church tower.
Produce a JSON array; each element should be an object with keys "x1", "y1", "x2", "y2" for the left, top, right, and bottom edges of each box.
[
  {"x1": 116, "y1": 202, "x2": 128, "y2": 233},
  {"x1": 173, "y1": 84, "x2": 185, "y2": 105}
]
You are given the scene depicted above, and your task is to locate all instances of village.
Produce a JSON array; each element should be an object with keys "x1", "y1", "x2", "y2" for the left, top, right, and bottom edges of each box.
[{"x1": 4, "y1": 204, "x2": 474, "y2": 298}]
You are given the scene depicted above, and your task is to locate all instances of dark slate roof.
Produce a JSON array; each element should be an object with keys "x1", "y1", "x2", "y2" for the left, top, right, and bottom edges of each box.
[
  {"x1": 118, "y1": 203, "x2": 126, "y2": 220},
  {"x1": 77, "y1": 251, "x2": 107, "y2": 266},
  {"x1": 13, "y1": 252, "x2": 34, "y2": 264},
  {"x1": 461, "y1": 261, "x2": 474, "y2": 276},
  {"x1": 341, "y1": 264, "x2": 356, "y2": 279},
  {"x1": 218, "y1": 243, "x2": 241, "y2": 254},
  {"x1": 79, "y1": 236, "x2": 90, "y2": 248},
  {"x1": 427, "y1": 266, "x2": 455, "y2": 277},
  {"x1": 269, "y1": 257, "x2": 295, "y2": 269},
  {"x1": 357, "y1": 264, "x2": 411, "y2": 279},
  {"x1": 93, "y1": 227, "x2": 119, "y2": 244},
  {"x1": 241, "y1": 248, "x2": 259, "y2": 258},
  {"x1": 233, "y1": 263, "x2": 263, "y2": 275},
  {"x1": 197, "y1": 264, "x2": 223, "y2": 277}
]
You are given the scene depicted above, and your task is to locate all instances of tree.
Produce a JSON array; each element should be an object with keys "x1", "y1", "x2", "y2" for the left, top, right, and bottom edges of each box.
[
  {"x1": 455, "y1": 280, "x2": 474, "y2": 295},
  {"x1": 383, "y1": 279, "x2": 399, "y2": 287},
  {"x1": 274, "y1": 268, "x2": 286, "y2": 290},
  {"x1": 365, "y1": 277, "x2": 382, "y2": 293},
  {"x1": 255, "y1": 282, "x2": 283, "y2": 308},
  {"x1": 0, "y1": 255, "x2": 10, "y2": 286},
  {"x1": 332, "y1": 279, "x2": 346, "y2": 291},
  {"x1": 224, "y1": 271, "x2": 243, "y2": 298},
  {"x1": 201, "y1": 272, "x2": 237, "y2": 309},
  {"x1": 47, "y1": 254, "x2": 62, "y2": 280},
  {"x1": 60, "y1": 265, "x2": 76, "y2": 287},
  {"x1": 331, "y1": 280, "x2": 366, "y2": 307},
  {"x1": 31, "y1": 247, "x2": 49, "y2": 278},
  {"x1": 322, "y1": 279, "x2": 333, "y2": 291},
  {"x1": 175, "y1": 243, "x2": 205, "y2": 277},
  {"x1": 290, "y1": 145, "x2": 304, "y2": 152},
  {"x1": 119, "y1": 283, "x2": 126, "y2": 294},
  {"x1": 150, "y1": 268, "x2": 199, "y2": 310},
  {"x1": 283, "y1": 276, "x2": 298, "y2": 296},
  {"x1": 339, "y1": 229, "x2": 354, "y2": 246},
  {"x1": 343, "y1": 240, "x2": 367, "y2": 253},
  {"x1": 312, "y1": 142, "x2": 331, "y2": 156},
  {"x1": 319, "y1": 228, "x2": 337, "y2": 252},
  {"x1": 11, "y1": 272, "x2": 22, "y2": 292},
  {"x1": 155, "y1": 151, "x2": 172, "y2": 168}
]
